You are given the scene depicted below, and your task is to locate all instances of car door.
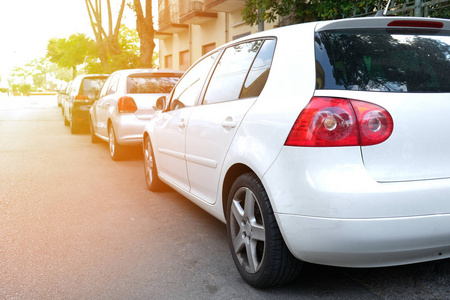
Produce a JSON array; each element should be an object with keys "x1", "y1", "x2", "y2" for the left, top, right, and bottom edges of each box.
[
  {"x1": 153, "y1": 53, "x2": 218, "y2": 192},
  {"x1": 185, "y1": 39, "x2": 277, "y2": 204},
  {"x1": 95, "y1": 74, "x2": 120, "y2": 138}
]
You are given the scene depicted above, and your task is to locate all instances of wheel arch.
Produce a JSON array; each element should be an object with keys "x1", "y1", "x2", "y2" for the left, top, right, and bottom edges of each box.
[
  {"x1": 107, "y1": 118, "x2": 115, "y2": 136},
  {"x1": 222, "y1": 163, "x2": 257, "y2": 218}
]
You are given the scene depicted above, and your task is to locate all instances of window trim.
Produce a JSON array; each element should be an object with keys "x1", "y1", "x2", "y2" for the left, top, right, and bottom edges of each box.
[{"x1": 199, "y1": 37, "x2": 277, "y2": 106}]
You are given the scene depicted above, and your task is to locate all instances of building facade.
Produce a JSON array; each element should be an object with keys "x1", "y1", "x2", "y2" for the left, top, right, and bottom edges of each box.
[{"x1": 156, "y1": 0, "x2": 277, "y2": 71}]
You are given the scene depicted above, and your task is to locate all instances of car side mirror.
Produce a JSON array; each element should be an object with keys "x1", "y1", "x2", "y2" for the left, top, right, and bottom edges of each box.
[{"x1": 154, "y1": 96, "x2": 167, "y2": 111}]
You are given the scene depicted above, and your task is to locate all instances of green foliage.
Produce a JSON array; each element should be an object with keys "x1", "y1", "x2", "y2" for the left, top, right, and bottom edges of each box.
[
  {"x1": 47, "y1": 33, "x2": 97, "y2": 78},
  {"x1": 243, "y1": 0, "x2": 381, "y2": 25},
  {"x1": 242, "y1": 0, "x2": 448, "y2": 26},
  {"x1": 83, "y1": 25, "x2": 141, "y2": 74},
  {"x1": 19, "y1": 84, "x2": 31, "y2": 95},
  {"x1": 428, "y1": 5, "x2": 450, "y2": 19}
]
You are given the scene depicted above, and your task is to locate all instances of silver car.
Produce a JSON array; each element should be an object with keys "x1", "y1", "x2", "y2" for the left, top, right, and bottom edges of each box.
[{"x1": 90, "y1": 69, "x2": 183, "y2": 160}]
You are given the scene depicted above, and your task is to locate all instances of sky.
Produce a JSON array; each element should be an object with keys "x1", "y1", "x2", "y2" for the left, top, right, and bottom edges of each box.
[{"x1": 0, "y1": 0, "x2": 139, "y2": 80}]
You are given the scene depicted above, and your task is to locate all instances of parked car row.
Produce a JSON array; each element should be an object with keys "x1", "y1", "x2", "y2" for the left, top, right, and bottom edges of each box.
[
  {"x1": 57, "y1": 69, "x2": 183, "y2": 160},
  {"x1": 58, "y1": 16, "x2": 450, "y2": 288}
]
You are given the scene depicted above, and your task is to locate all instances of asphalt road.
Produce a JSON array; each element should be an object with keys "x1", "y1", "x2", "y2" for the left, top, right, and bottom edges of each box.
[{"x1": 1, "y1": 95, "x2": 450, "y2": 300}]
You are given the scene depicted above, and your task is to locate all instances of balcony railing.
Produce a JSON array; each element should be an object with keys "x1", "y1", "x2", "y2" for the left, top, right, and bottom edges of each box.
[
  {"x1": 203, "y1": 0, "x2": 246, "y2": 13},
  {"x1": 158, "y1": 1, "x2": 189, "y2": 33},
  {"x1": 178, "y1": 0, "x2": 218, "y2": 24}
]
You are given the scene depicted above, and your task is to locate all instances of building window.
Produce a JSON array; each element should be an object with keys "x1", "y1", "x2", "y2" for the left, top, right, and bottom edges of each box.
[
  {"x1": 202, "y1": 43, "x2": 216, "y2": 56},
  {"x1": 179, "y1": 50, "x2": 190, "y2": 71},
  {"x1": 165, "y1": 55, "x2": 173, "y2": 69}
]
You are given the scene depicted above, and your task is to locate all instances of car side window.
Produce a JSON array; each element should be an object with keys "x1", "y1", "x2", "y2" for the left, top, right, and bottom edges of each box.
[
  {"x1": 107, "y1": 74, "x2": 120, "y2": 95},
  {"x1": 169, "y1": 52, "x2": 218, "y2": 110},
  {"x1": 203, "y1": 40, "x2": 262, "y2": 105},
  {"x1": 99, "y1": 76, "x2": 113, "y2": 98},
  {"x1": 241, "y1": 39, "x2": 276, "y2": 99}
]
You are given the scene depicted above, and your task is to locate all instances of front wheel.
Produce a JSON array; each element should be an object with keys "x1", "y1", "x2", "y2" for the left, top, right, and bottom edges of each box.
[
  {"x1": 226, "y1": 173, "x2": 302, "y2": 288},
  {"x1": 143, "y1": 135, "x2": 163, "y2": 191}
]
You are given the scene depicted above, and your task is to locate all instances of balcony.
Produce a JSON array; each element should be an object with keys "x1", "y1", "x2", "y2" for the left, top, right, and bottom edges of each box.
[
  {"x1": 154, "y1": 31, "x2": 173, "y2": 40},
  {"x1": 203, "y1": 0, "x2": 246, "y2": 13},
  {"x1": 178, "y1": 0, "x2": 218, "y2": 25},
  {"x1": 158, "y1": 3, "x2": 189, "y2": 33}
]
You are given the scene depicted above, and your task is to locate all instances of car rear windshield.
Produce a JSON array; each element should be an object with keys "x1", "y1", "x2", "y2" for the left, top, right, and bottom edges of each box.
[
  {"x1": 127, "y1": 75, "x2": 180, "y2": 94},
  {"x1": 81, "y1": 77, "x2": 107, "y2": 96},
  {"x1": 315, "y1": 28, "x2": 450, "y2": 92}
]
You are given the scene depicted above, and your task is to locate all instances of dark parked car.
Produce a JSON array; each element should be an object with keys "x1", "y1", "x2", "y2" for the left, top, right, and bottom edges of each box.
[{"x1": 63, "y1": 74, "x2": 108, "y2": 133}]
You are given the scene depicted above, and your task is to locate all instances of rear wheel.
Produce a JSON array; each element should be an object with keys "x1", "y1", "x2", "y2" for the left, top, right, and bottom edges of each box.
[
  {"x1": 226, "y1": 173, "x2": 302, "y2": 288},
  {"x1": 89, "y1": 117, "x2": 100, "y2": 143},
  {"x1": 70, "y1": 120, "x2": 78, "y2": 134},
  {"x1": 109, "y1": 125, "x2": 123, "y2": 161},
  {"x1": 143, "y1": 135, "x2": 163, "y2": 191}
]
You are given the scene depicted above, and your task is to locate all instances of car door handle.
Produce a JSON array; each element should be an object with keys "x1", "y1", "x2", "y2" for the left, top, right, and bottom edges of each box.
[
  {"x1": 178, "y1": 121, "x2": 186, "y2": 129},
  {"x1": 221, "y1": 119, "x2": 237, "y2": 129}
]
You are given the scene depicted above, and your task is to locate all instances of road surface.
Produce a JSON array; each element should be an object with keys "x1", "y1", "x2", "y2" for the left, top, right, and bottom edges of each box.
[{"x1": 1, "y1": 95, "x2": 449, "y2": 299}]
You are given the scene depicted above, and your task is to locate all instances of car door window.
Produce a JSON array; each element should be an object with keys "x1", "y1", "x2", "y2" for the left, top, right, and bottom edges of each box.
[
  {"x1": 99, "y1": 76, "x2": 113, "y2": 98},
  {"x1": 107, "y1": 74, "x2": 120, "y2": 95},
  {"x1": 241, "y1": 39, "x2": 276, "y2": 99},
  {"x1": 169, "y1": 52, "x2": 218, "y2": 110},
  {"x1": 203, "y1": 40, "x2": 263, "y2": 105}
]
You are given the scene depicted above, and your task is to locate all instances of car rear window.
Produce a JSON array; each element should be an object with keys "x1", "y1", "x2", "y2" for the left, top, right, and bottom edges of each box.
[
  {"x1": 315, "y1": 29, "x2": 450, "y2": 93},
  {"x1": 81, "y1": 77, "x2": 107, "y2": 96},
  {"x1": 127, "y1": 75, "x2": 180, "y2": 94}
]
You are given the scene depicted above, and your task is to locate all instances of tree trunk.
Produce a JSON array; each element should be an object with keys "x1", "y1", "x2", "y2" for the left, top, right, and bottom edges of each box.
[
  {"x1": 72, "y1": 66, "x2": 77, "y2": 79},
  {"x1": 85, "y1": 0, "x2": 126, "y2": 73},
  {"x1": 134, "y1": 0, "x2": 155, "y2": 68}
]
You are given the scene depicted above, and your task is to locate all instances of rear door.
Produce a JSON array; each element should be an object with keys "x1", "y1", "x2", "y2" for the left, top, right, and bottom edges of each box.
[
  {"x1": 186, "y1": 39, "x2": 277, "y2": 204},
  {"x1": 95, "y1": 74, "x2": 120, "y2": 138},
  {"x1": 153, "y1": 53, "x2": 218, "y2": 192}
]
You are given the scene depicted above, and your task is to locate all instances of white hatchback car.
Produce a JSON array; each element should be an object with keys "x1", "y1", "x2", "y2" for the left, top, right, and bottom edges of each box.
[
  {"x1": 89, "y1": 69, "x2": 183, "y2": 160},
  {"x1": 143, "y1": 17, "x2": 450, "y2": 287}
]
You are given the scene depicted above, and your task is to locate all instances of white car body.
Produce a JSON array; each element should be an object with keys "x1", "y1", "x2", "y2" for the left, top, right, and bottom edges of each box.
[
  {"x1": 143, "y1": 17, "x2": 450, "y2": 286},
  {"x1": 90, "y1": 69, "x2": 183, "y2": 159}
]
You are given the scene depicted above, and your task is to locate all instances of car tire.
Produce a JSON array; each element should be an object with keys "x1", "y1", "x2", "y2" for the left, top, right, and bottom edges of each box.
[
  {"x1": 89, "y1": 117, "x2": 100, "y2": 143},
  {"x1": 70, "y1": 116, "x2": 78, "y2": 134},
  {"x1": 226, "y1": 173, "x2": 302, "y2": 288},
  {"x1": 109, "y1": 125, "x2": 123, "y2": 161},
  {"x1": 143, "y1": 135, "x2": 163, "y2": 191}
]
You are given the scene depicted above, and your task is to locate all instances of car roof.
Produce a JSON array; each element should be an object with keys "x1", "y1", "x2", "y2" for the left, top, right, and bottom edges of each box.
[{"x1": 217, "y1": 16, "x2": 450, "y2": 48}]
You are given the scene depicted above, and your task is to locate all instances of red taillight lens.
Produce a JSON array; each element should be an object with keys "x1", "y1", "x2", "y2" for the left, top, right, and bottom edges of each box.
[
  {"x1": 75, "y1": 94, "x2": 88, "y2": 101},
  {"x1": 285, "y1": 97, "x2": 393, "y2": 147},
  {"x1": 350, "y1": 101, "x2": 393, "y2": 146},
  {"x1": 118, "y1": 96, "x2": 137, "y2": 113}
]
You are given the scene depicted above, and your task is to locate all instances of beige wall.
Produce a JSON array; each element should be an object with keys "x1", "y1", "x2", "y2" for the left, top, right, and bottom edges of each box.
[{"x1": 158, "y1": 9, "x2": 277, "y2": 70}]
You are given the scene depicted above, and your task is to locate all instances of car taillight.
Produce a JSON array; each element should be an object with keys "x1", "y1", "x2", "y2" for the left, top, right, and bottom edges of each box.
[
  {"x1": 285, "y1": 97, "x2": 393, "y2": 147},
  {"x1": 75, "y1": 94, "x2": 89, "y2": 102},
  {"x1": 118, "y1": 96, "x2": 137, "y2": 113}
]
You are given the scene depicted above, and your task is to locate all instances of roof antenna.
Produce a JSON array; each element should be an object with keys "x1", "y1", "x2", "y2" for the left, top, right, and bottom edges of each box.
[{"x1": 375, "y1": 0, "x2": 392, "y2": 16}]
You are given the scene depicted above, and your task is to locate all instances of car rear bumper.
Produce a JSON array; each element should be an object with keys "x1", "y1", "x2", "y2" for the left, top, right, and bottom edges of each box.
[
  {"x1": 276, "y1": 213, "x2": 450, "y2": 267},
  {"x1": 73, "y1": 104, "x2": 91, "y2": 126},
  {"x1": 263, "y1": 146, "x2": 450, "y2": 267},
  {"x1": 113, "y1": 114, "x2": 148, "y2": 146}
]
